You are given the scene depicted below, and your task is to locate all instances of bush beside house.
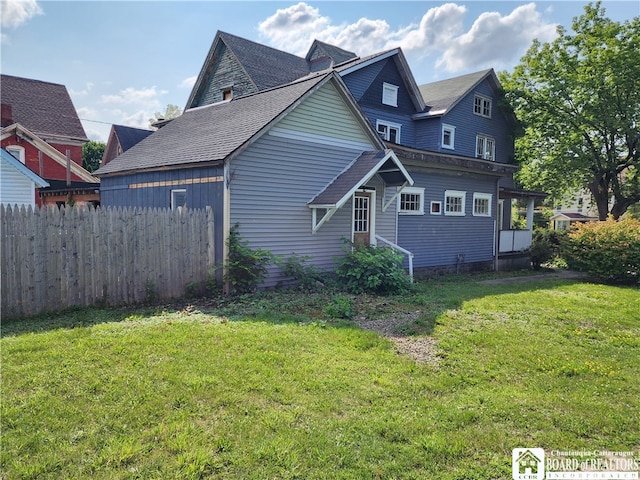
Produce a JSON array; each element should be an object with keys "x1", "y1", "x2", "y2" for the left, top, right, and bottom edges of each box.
[{"x1": 563, "y1": 217, "x2": 640, "y2": 284}]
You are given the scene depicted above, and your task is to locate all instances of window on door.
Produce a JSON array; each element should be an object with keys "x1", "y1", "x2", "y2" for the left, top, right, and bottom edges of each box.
[{"x1": 354, "y1": 195, "x2": 369, "y2": 233}]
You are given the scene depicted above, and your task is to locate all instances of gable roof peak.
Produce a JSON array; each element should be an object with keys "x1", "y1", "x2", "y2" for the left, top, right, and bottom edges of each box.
[
  {"x1": 305, "y1": 39, "x2": 358, "y2": 71},
  {"x1": 418, "y1": 68, "x2": 500, "y2": 117}
]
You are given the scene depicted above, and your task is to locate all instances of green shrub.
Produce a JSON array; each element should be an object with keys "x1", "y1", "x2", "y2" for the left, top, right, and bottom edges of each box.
[
  {"x1": 224, "y1": 224, "x2": 273, "y2": 294},
  {"x1": 275, "y1": 253, "x2": 324, "y2": 291},
  {"x1": 563, "y1": 217, "x2": 640, "y2": 284},
  {"x1": 530, "y1": 229, "x2": 565, "y2": 270},
  {"x1": 324, "y1": 295, "x2": 355, "y2": 319},
  {"x1": 334, "y1": 243, "x2": 411, "y2": 295}
]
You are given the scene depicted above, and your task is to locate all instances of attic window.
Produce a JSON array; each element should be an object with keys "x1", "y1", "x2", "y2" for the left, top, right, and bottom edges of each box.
[
  {"x1": 382, "y1": 83, "x2": 398, "y2": 107},
  {"x1": 222, "y1": 88, "x2": 233, "y2": 101},
  {"x1": 6, "y1": 145, "x2": 25, "y2": 164},
  {"x1": 473, "y1": 94, "x2": 492, "y2": 118}
]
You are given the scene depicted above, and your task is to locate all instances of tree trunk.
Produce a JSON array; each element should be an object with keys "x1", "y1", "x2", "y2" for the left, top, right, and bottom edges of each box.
[
  {"x1": 588, "y1": 176, "x2": 610, "y2": 220},
  {"x1": 610, "y1": 198, "x2": 635, "y2": 220}
]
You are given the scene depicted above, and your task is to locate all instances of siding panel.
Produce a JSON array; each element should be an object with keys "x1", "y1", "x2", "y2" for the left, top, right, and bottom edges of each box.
[
  {"x1": 0, "y1": 161, "x2": 35, "y2": 207},
  {"x1": 229, "y1": 132, "x2": 382, "y2": 286},
  {"x1": 397, "y1": 168, "x2": 497, "y2": 269},
  {"x1": 99, "y1": 165, "x2": 225, "y2": 265}
]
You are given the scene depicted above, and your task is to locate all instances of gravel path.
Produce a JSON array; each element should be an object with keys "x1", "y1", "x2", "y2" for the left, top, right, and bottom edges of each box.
[{"x1": 353, "y1": 312, "x2": 440, "y2": 365}]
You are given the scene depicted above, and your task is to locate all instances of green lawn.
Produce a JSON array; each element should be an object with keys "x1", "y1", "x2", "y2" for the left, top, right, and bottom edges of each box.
[{"x1": 2, "y1": 274, "x2": 639, "y2": 479}]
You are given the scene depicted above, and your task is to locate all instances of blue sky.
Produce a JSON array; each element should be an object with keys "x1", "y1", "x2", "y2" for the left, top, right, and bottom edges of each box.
[{"x1": 1, "y1": 0, "x2": 637, "y2": 142}]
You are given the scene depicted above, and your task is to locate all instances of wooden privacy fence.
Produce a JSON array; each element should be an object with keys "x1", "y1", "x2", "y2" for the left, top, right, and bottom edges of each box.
[{"x1": 1, "y1": 205, "x2": 215, "y2": 319}]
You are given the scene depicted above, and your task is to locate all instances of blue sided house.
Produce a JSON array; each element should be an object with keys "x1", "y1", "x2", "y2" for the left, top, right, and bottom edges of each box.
[{"x1": 96, "y1": 31, "x2": 544, "y2": 285}]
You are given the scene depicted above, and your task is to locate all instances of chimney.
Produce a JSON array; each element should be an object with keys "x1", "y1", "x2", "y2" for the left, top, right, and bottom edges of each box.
[{"x1": 1, "y1": 104, "x2": 13, "y2": 126}]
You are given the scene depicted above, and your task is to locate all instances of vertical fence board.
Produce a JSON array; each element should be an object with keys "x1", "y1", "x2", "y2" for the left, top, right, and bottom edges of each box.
[{"x1": 1, "y1": 205, "x2": 216, "y2": 319}]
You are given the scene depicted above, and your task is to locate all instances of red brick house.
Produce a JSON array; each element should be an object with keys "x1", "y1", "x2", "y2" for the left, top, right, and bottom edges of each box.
[{"x1": 0, "y1": 74, "x2": 99, "y2": 207}]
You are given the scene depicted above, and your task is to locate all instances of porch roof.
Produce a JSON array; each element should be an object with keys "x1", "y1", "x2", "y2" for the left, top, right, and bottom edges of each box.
[
  {"x1": 549, "y1": 212, "x2": 597, "y2": 222},
  {"x1": 308, "y1": 149, "x2": 413, "y2": 208},
  {"x1": 499, "y1": 186, "x2": 547, "y2": 200}
]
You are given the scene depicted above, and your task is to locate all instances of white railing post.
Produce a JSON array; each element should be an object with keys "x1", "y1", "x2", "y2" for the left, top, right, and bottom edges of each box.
[{"x1": 374, "y1": 235, "x2": 414, "y2": 283}]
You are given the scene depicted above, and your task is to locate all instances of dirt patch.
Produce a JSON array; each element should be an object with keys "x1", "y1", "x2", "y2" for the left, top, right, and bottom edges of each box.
[{"x1": 353, "y1": 312, "x2": 440, "y2": 365}]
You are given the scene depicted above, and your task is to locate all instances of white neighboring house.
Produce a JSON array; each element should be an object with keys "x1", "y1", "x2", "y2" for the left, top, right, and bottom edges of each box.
[
  {"x1": 549, "y1": 189, "x2": 599, "y2": 230},
  {"x1": 1, "y1": 148, "x2": 49, "y2": 208}
]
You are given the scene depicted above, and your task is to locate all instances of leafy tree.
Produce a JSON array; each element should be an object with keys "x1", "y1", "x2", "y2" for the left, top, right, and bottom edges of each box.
[
  {"x1": 149, "y1": 104, "x2": 182, "y2": 127},
  {"x1": 82, "y1": 140, "x2": 105, "y2": 173},
  {"x1": 500, "y1": 3, "x2": 640, "y2": 220}
]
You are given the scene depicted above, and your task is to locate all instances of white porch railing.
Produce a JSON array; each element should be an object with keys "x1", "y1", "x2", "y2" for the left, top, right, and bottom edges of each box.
[
  {"x1": 375, "y1": 235, "x2": 414, "y2": 283},
  {"x1": 499, "y1": 229, "x2": 532, "y2": 254}
]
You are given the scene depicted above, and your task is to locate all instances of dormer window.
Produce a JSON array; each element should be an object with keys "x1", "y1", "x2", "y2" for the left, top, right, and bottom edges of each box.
[
  {"x1": 382, "y1": 83, "x2": 398, "y2": 107},
  {"x1": 474, "y1": 94, "x2": 492, "y2": 118}
]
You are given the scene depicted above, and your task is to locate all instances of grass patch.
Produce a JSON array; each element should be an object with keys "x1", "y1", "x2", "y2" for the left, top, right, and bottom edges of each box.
[{"x1": 2, "y1": 274, "x2": 639, "y2": 479}]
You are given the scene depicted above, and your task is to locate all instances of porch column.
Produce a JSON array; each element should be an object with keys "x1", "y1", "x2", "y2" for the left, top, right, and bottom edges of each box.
[{"x1": 526, "y1": 198, "x2": 535, "y2": 231}]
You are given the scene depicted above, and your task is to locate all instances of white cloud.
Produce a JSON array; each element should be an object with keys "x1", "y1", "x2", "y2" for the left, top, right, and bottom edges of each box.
[
  {"x1": 258, "y1": 2, "x2": 336, "y2": 56},
  {"x1": 258, "y1": 2, "x2": 558, "y2": 73},
  {"x1": 70, "y1": 82, "x2": 94, "y2": 97},
  {"x1": 0, "y1": 0, "x2": 43, "y2": 28},
  {"x1": 100, "y1": 86, "x2": 166, "y2": 108},
  {"x1": 394, "y1": 3, "x2": 468, "y2": 54},
  {"x1": 436, "y1": 3, "x2": 559, "y2": 72},
  {"x1": 119, "y1": 110, "x2": 153, "y2": 130},
  {"x1": 179, "y1": 76, "x2": 197, "y2": 89}
]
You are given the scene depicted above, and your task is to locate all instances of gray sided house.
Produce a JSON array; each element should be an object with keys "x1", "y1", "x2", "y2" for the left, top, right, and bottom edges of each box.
[
  {"x1": 95, "y1": 72, "x2": 413, "y2": 286},
  {"x1": 184, "y1": 31, "x2": 544, "y2": 274}
]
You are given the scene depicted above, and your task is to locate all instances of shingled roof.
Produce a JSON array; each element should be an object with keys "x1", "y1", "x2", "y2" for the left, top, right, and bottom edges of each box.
[
  {"x1": 112, "y1": 125, "x2": 154, "y2": 152},
  {"x1": 95, "y1": 73, "x2": 334, "y2": 176},
  {"x1": 418, "y1": 69, "x2": 495, "y2": 117},
  {"x1": 0, "y1": 74, "x2": 88, "y2": 141}
]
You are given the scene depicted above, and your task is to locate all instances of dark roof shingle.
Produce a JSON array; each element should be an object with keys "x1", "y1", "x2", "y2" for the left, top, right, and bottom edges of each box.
[
  {"x1": 419, "y1": 69, "x2": 494, "y2": 115},
  {"x1": 0, "y1": 74, "x2": 88, "y2": 141},
  {"x1": 95, "y1": 74, "x2": 330, "y2": 176},
  {"x1": 220, "y1": 32, "x2": 310, "y2": 91},
  {"x1": 113, "y1": 125, "x2": 154, "y2": 152}
]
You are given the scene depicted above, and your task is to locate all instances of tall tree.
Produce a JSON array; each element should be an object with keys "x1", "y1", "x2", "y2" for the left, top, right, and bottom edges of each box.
[
  {"x1": 82, "y1": 140, "x2": 105, "y2": 173},
  {"x1": 149, "y1": 104, "x2": 182, "y2": 127},
  {"x1": 500, "y1": 3, "x2": 640, "y2": 220}
]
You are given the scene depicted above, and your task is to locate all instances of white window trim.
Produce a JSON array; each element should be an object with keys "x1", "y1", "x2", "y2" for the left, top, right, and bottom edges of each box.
[
  {"x1": 473, "y1": 192, "x2": 493, "y2": 217},
  {"x1": 382, "y1": 82, "x2": 399, "y2": 107},
  {"x1": 430, "y1": 201, "x2": 442, "y2": 215},
  {"x1": 398, "y1": 187, "x2": 425, "y2": 215},
  {"x1": 444, "y1": 190, "x2": 466, "y2": 216},
  {"x1": 473, "y1": 94, "x2": 492, "y2": 118},
  {"x1": 171, "y1": 188, "x2": 187, "y2": 210},
  {"x1": 441, "y1": 124, "x2": 455, "y2": 150},
  {"x1": 476, "y1": 134, "x2": 495, "y2": 161},
  {"x1": 376, "y1": 120, "x2": 401, "y2": 143},
  {"x1": 6, "y1": 145, "x2": 25, "y2": 164}
]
